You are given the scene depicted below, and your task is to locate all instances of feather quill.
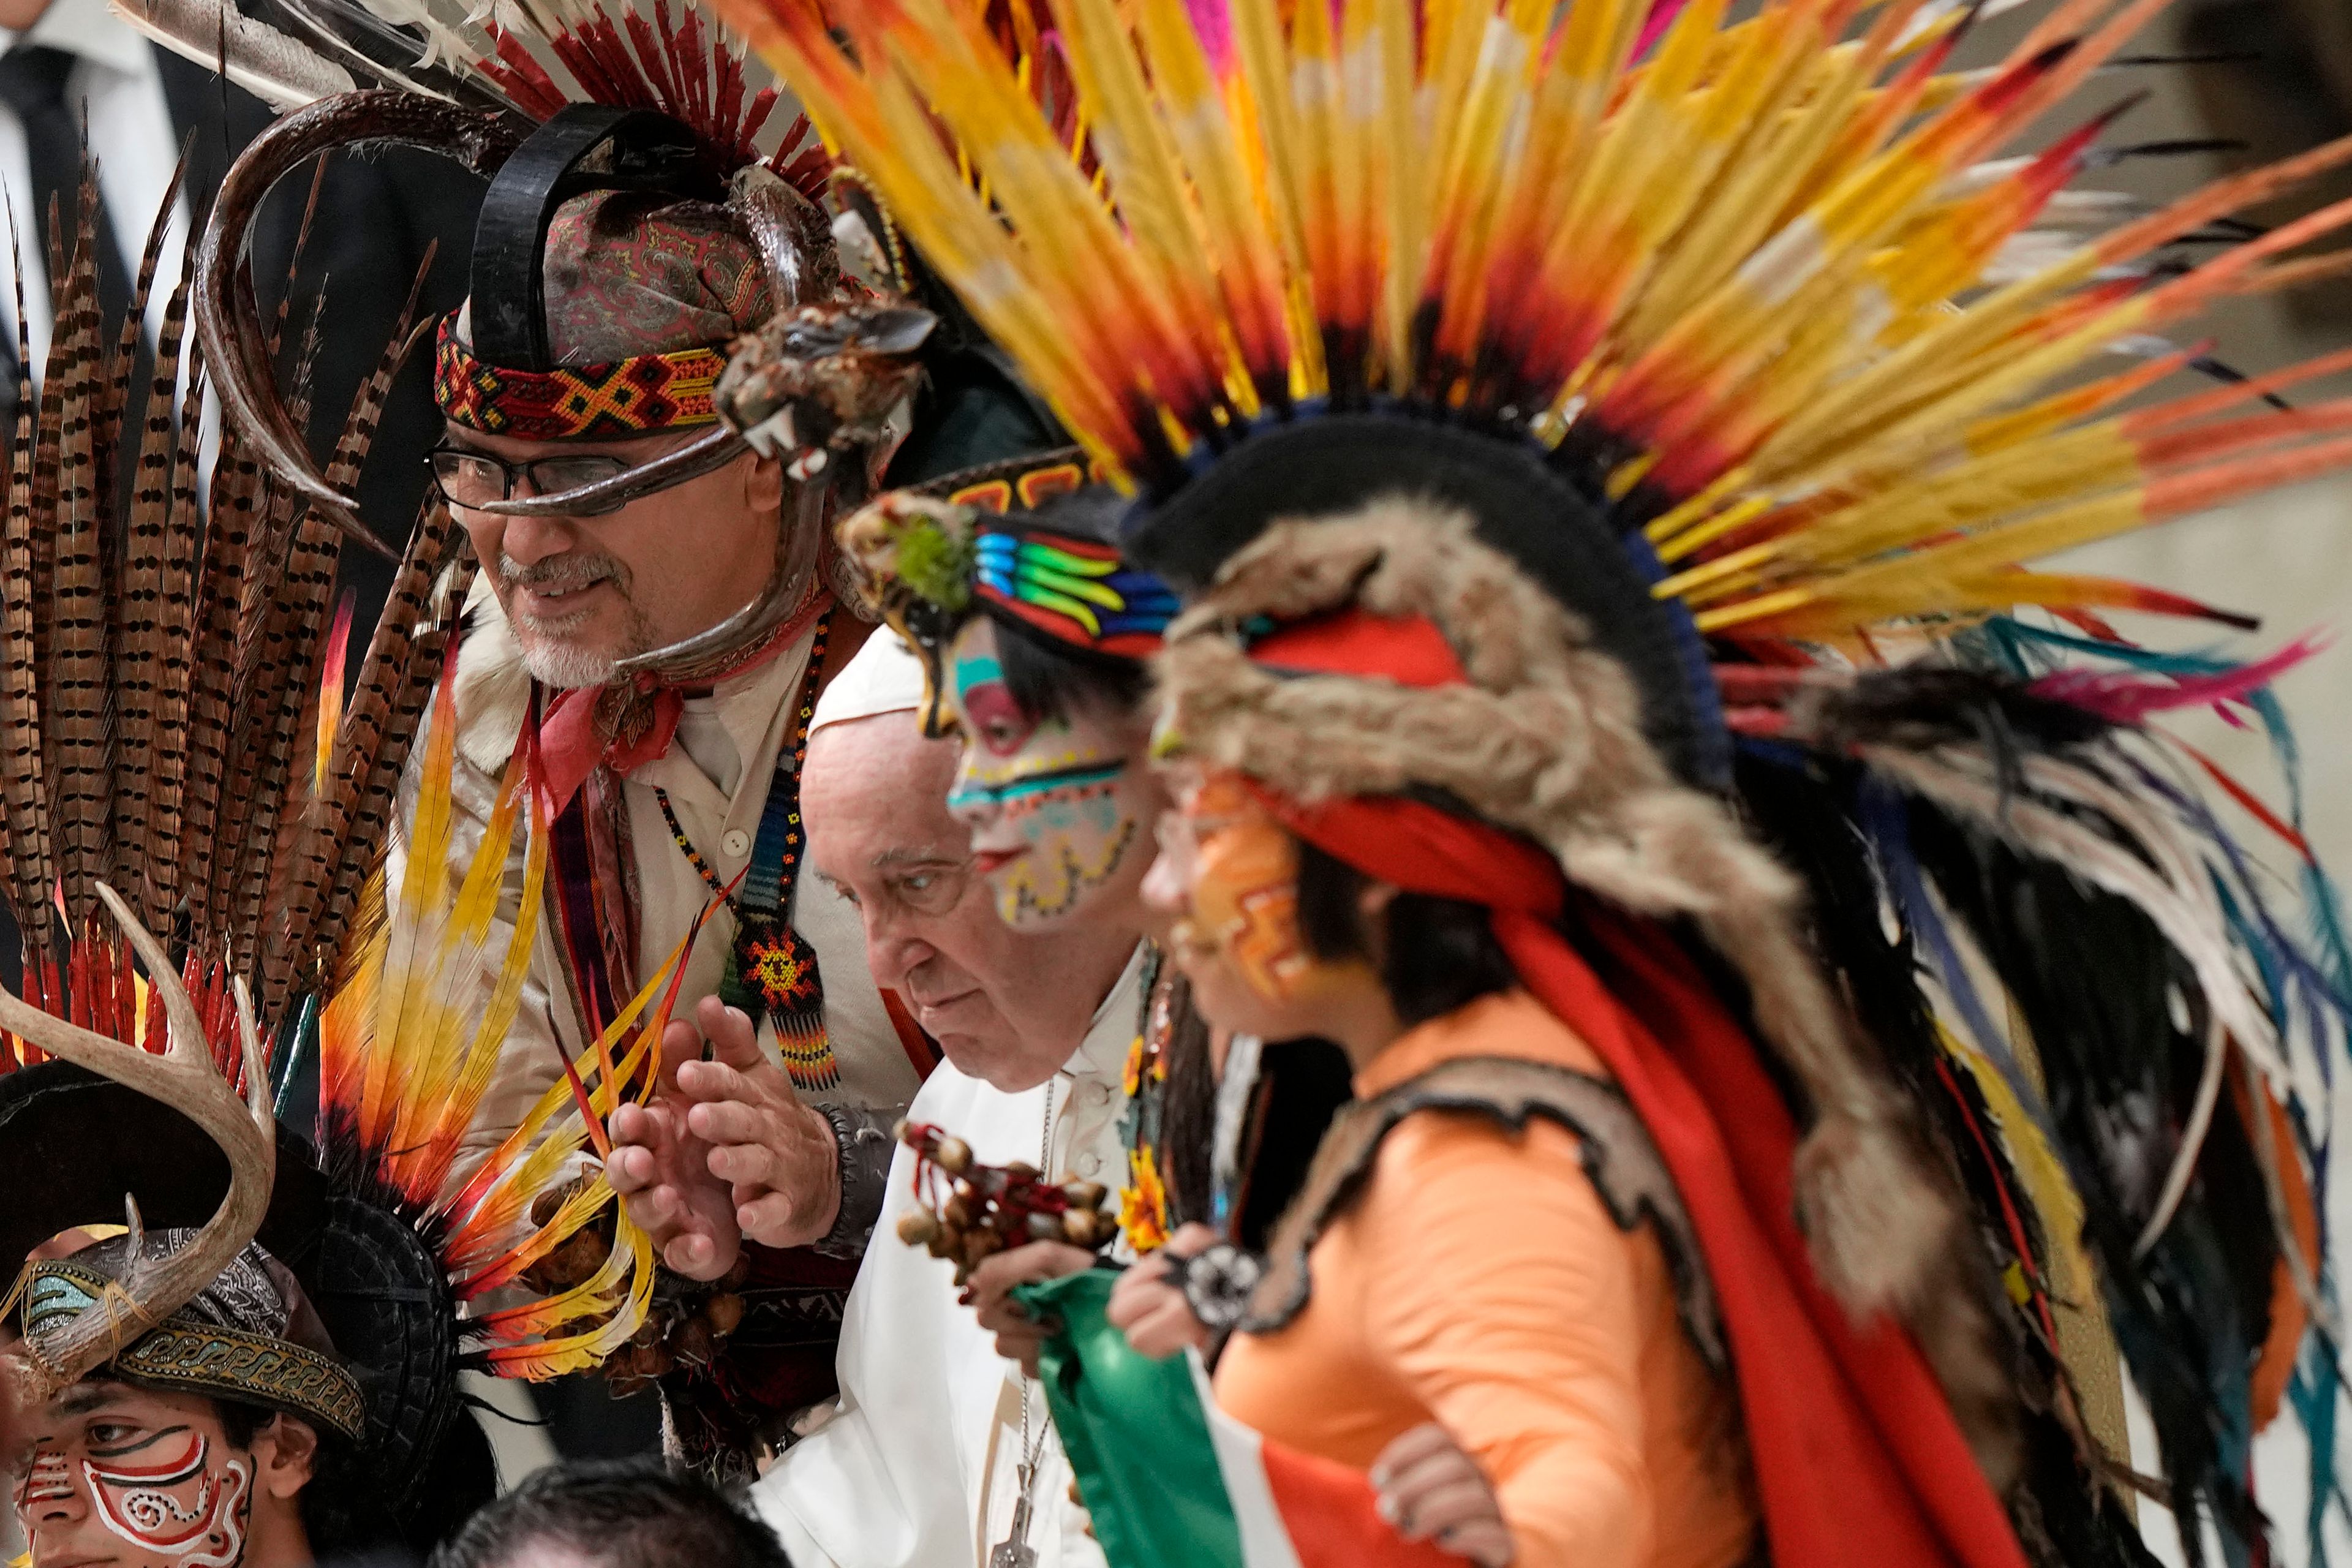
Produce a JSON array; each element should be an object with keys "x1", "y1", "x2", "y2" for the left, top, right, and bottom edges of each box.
[
  {"x1": 110, "y1": 0, "x2": 361, "y2": 109},
  {"x1": 0, "y1": 201, "x2": 50, "y2": 945}
]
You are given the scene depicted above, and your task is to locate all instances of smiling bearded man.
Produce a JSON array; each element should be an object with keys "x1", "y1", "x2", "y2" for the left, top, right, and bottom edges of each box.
[{"x1": 301, "y1": 103, "x2": 1065, "y2": 1474}]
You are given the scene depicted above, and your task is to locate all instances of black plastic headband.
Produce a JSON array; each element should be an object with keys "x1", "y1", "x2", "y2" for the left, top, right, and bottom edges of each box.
[{"x1": 468, "y1": 104, "x2": 723, "y2": 372}]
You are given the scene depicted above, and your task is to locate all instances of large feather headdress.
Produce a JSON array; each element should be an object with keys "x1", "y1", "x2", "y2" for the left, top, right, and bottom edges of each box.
[{"x1": 715, "y1": 0, "x2": 2352, "y2": 1560}]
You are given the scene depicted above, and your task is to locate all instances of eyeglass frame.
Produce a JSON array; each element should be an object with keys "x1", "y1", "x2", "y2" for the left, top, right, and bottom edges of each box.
[{"x1": 425, "y1": 426, "x2": 752, "y2": 519}]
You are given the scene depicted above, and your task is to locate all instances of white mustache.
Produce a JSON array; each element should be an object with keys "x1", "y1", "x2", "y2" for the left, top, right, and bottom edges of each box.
[{"x1": 497, "y1": 550, "x2": 628, "y2": 597}]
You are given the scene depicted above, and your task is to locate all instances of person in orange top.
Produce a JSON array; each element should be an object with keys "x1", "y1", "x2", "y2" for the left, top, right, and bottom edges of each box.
[
  {"x1": 1118, "y1": 771, "x2": 1758, "y2": 1568},
  {"x1": 1080, "y1": 510, "x2": 2037, "y2": 1568}
]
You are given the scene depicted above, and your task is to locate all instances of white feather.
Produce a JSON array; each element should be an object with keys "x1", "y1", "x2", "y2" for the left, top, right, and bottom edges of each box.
[{"x1": 110, "y1": 0, "x2": 357, "y2": 110}]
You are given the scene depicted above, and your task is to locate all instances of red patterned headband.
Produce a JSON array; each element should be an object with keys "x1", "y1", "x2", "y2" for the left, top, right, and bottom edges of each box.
[{"x1": 434, "y1": 315, "x2": 726, "y2": 440}]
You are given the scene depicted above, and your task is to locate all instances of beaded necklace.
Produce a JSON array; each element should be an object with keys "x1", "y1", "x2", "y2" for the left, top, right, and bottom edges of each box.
[{"x1": 652, "y1": 608, "x2": 840, "y2": 1091}]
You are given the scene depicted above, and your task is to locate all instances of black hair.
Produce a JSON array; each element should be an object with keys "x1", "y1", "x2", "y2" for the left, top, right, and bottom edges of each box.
[
  {"x1": 424, "y1": 1458, "x2": 793, "y2": 1568},
  {"x1": 213, "y1": 1397, "x2": 402, "y2": 1564},
  {"x1": 1292, "y1": 837, "x2": 1518, "y2": 1027},
  {"x1": 990, "y1": 611, "x2": 1152, "y2": 728}
]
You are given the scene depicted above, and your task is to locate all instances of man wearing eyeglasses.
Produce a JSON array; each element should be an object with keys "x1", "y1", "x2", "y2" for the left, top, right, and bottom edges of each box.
[
  {"x1": 754, "y1": 626, "x2": 1145, "y2": 1568},
  {"x1": 399, "y1": 108, "x2": 1059, "y2": 1477}
]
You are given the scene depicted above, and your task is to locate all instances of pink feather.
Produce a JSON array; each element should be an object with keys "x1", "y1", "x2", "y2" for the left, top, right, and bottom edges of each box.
[{"x1": 2027, "y1": 634, "x2": 2326, "y2": 725}]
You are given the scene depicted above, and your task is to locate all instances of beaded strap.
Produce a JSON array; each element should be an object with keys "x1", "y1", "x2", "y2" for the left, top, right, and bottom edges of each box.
[{"x1": 656, "y1": 612, "x2": 842, "y2": 1093}]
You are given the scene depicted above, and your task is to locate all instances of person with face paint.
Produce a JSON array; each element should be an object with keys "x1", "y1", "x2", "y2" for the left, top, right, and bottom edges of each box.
[
  {"x1": 6, "y1": 1237, "x2": 365, "y2": 1568},
  {"x1": 723, "y1": 6, "x2": 2352, "y2": 1566}
]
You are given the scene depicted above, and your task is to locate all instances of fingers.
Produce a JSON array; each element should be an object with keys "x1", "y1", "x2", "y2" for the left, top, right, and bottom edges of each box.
[
  {"x1": 687, "y1": 1095, "x2": 777, "y2": 1152},
  {"x1": 696, "y1": 997, "x2": 772, "y2": 1076},
  {"x1": 1378, "y1": 1447, "x2": 1484, "y2": 1515},
  {"x1": 965, "y1": 1248, "x2": 1031, "y2": 1320},
  {"x1": 1105, "y1": 1268, "x2": 1182, "y2": 1331},
  {"x1": 1387, "y1": 1476, "x2": 1493, "y2": 1537},
  {"x1": 1372, "y1": 1422, "x2": 1464, "y2": 1479},
  {"x1": 658, "y1": 1016, "x2": 704, "y2": 1087},
  {"x1": 617, "y1": 1180, "x2": 687, "y2": 1237},
  {"x1": 736, "y1": 1189, "x2": 826, "y2": 1251},
  {"x1": 1164, "y1": 1222, "x2": 1220, "y2": 1258},
  {"x1": 1432, "y1": 1520, "x2": 1515, "y2": 1568},
  {"x1": 1120, "y1": 1296, "x2": 1210, "y2": 1360},
  {"x1": 665, "y1": 1226, "x2": 737, "y2": 1283},
  {"x1": 677, "y1": 1056, "x2": 758, "y2": 1108},
  {"x1": 1369, "y1": 1426, "x2": 1512, "y2": 1567},
  {"x1": 610, "y1": 1100, "x2": 654, "y2": 1150},
  {"x1": 966, "y1": 1243, "x2": 1090, "y2": 1335},
  {"x1": 608, "y1": 1141, "x2": 658, "y2": 1197}
]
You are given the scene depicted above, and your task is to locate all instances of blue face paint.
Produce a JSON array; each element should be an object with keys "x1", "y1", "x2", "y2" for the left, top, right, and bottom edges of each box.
[{"x1": 943, "y1": 617, "x2": 1152, "y2": 930}]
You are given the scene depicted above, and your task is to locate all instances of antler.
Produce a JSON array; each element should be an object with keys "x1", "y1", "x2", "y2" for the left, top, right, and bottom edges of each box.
[
  {"x1": 192, "y1": 91, "x2": 526, "y2": 558},
  {"x1": 1, "y1": 883, "x2": 276, "y2": 1393}
]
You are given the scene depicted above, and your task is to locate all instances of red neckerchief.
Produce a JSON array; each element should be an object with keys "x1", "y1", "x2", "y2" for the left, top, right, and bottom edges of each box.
[
  {"x1": 1251, "y1": 781, "x2": 2027, "y2": 1568},
  {"x1": 537, "y1": 585, "x2": 832, "y2": 812}
]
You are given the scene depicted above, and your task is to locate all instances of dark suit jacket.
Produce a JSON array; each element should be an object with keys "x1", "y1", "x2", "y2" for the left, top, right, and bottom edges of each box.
[{"x1": 152, "y1": 40, "x2": 483, "y2": 595}]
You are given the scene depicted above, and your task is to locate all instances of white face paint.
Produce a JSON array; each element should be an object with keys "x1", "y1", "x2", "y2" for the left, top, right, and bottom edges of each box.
[
  {"x1": 12, "y1": 1385, "x2": 261, "y2": 1568},
  {"x1": 82, "y1": 1430, "x2": 254, "y2": 1568}
]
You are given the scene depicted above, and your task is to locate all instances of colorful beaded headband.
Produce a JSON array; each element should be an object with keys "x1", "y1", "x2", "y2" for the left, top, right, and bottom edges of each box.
[
  {"x1": 434, "y1": 315, "x2": 726, "y2": 441},
  {"x1": 23, "y1": 1261, "x2": 368, "y2": 1441}
]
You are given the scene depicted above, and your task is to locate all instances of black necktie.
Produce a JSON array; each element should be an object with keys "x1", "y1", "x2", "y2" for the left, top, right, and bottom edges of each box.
[{"x1": 0, "y1": 43, "x2": 132, "y2": 386}]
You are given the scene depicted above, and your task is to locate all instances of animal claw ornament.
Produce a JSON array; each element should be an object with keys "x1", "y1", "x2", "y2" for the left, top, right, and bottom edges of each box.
[{"x1": 715, "y1": 298, "x2": 939, "y2": 468}]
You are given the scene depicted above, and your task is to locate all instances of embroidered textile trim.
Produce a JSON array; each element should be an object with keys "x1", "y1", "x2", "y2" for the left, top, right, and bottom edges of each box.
[
  {"x1": 1240, "y1": 1055, "x2": 1725, "y2": 1370},
  {"x1": 435, "y1": 318, "x2": 725, "y2": 440},
  {"x1": 24, "y1": 1264, "x2": 367, "y2": 1439}
]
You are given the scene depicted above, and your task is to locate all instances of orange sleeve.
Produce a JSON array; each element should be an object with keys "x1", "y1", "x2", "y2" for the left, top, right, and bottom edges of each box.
[{"x1": 1352, "y1": 1112, "x2": 1655, "y2": 1568}]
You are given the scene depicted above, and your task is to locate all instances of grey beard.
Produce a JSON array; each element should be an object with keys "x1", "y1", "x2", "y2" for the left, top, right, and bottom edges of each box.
[
  {"x1": 497, "y1": 549, "x2": 650, "y2": 688},
  {"x1": 519, "y1": 638, "x2": 624, "y2": 689}
]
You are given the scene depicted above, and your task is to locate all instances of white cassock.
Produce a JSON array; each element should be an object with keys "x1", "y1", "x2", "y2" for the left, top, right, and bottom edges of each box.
[{"x1": 754, "y1": 944, "x2": 1146, "y2": 1568}]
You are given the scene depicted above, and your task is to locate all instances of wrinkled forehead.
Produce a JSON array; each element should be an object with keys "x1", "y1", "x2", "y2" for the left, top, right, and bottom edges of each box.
[{"x1": 805, "y1": 718, "x2": 967, "y2": 862}]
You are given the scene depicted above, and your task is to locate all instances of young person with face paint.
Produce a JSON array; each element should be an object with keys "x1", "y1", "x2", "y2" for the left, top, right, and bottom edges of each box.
[{"x1": 6, "y1": 1237, "x2": 366, "y2": 1568}]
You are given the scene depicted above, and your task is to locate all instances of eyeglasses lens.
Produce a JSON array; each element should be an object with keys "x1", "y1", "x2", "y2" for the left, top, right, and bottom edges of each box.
[{"x1": 431, "y1": 450, "x2": 507, "y2": 505}]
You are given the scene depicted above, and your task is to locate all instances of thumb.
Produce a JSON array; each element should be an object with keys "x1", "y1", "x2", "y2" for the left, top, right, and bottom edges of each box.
[{"x1": 698, "y1": 996, "x2": 775, "y2": 1079}]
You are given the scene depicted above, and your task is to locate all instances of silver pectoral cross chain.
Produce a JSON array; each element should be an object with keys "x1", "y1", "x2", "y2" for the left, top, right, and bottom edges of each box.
[{"x1": 989, "y1": 1464, "x2": 1039, "y2": 1568}]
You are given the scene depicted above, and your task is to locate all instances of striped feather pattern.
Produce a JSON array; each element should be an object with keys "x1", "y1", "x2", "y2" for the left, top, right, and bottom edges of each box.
[
  {"x1": 138, "y1": 349, "x2": 208, "y2": 930},
  {"x1": 721, "y1": 0, "x2": 2352, "y2": 647},
  {"x1": 273, "y1": 496, "x2": 459, "y2": 1014},
  {"x1": 50, "y1": 173, "x2": 112, "y2": 930},
  {"x1": 0, "y1": 205, "x2": 51, "y2": 944}
]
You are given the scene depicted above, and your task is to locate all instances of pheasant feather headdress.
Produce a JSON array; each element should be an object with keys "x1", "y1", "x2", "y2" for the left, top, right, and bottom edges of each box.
[
  {"x1": 0, "y1": 158, "x2": 677, "y2": 1545},
  {"x1": 715, "y1": 0, "x2": 2352, "y2": 1561}
]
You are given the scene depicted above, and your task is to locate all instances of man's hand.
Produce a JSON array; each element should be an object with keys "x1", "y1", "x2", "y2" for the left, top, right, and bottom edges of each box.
[
  {"x1": 1371, "y1": 1423, "x2": 1515, "y2": 1567},
  {"x1": 610, "y1": 1027, "x2": 742, "y2": 1281},
  {"x1": 676, "y1": 997, "x2": 845, "y2": 1251},
  {"x1": 1105, "y1": 1223, "x2": 1220, "y2": 1359},
  {"x1": 964, "y1": 1242, "x2": 1096, "y2": 1377}
]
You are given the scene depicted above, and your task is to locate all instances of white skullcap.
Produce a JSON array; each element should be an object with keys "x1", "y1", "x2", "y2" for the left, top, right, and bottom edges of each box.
[{"x1": 811, "y1": 625, "x2": 929, "y2": 731}]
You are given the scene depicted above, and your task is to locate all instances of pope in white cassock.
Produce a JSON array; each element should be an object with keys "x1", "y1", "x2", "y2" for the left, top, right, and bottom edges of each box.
[{"x1": 758, "y1": 630, "x2": 1146, "y2": 1568}]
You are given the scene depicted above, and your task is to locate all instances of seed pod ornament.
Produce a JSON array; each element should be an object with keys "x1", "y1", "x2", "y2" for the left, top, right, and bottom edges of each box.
[{"x1": 894, "y1": 1120, "x2": 1121, "y2": 1284}]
